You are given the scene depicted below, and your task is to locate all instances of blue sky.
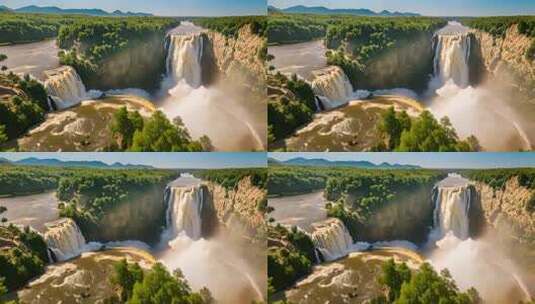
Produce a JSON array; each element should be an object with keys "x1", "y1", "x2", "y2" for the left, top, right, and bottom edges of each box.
[
  {"x1": 3, "y1": 0, "x2": 267, "y2": 16},
  {"x1": 0, "y1": 153, "x2": 267, "y2": 169},
  {"x1": 269, "y1": 0, "x2": 535, "y2": 16},
  {"x1": 269, "y1": 153, "x2": 535, "y2": 169}
]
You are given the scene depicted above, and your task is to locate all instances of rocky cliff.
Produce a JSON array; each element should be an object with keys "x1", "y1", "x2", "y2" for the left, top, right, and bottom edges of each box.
[
  {"x1": 356, "y1": 33, "x2": 435, "y2": 92},
  {"x1": 80, "y1": 184, "x2": 167, "y2": 245},
  {"x1": 474, "y1": 177, "x2": 535, "y2": 244},
  {"x1": 203, "y1": 25, "x2": 266, "y2": 94},
  {"x1": 204, "y1": 177, "x2": 266, "y2": 238},
  {"x1": 81, "y1": 34, "x2": 167, "y2": 91},
  {"x1": 473, "y1": 25, "x2": 535, "y2": 98},
  {"x1": 357, "y1": 184, "x2": 435, "y2": 244}
]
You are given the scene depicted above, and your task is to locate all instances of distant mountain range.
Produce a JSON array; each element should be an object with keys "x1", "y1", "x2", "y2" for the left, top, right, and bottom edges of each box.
[
  {"x1": 0, "y1": 5, "x2": 153, "y2": 16},
  {"x1": 0, "y1": 157, "x2": 154, "y2": 169},
  {"x1": 268, "y1": 157, "x2": 421, "y2": 169},
  {"x1": 269, "y1": 5, "x2": 420, "y2": 17}
]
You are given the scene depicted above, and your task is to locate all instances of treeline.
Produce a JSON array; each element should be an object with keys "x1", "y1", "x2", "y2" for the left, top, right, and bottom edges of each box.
[
  {"x1": 110, "y1": 259, "x2": 211, "y2": 303},
  {"x1": 268, "y1": 14, "x2": 326, "y2": 44},
  {"x1": 374, "y1": 107, "x2": 480, "y2": 152},
  {"x1": 56, "y1": 167, "x2": 177, "y2": 234},
  {"x1": 269, "y1": 165, "x2": 442, "y2": 201},
  {"x1": 267, "y1": 224, "x2": 315, "y2": 295},
  {"x1": 193, "y1": 16, "x2": 267, "y2": 37},
  {"x1": 463, "y1": 16, "x2": 535, "y2": 60},
  {"x1": 57, "y1": 16, "x2": 178, "y2": 83},
  {"x1": 0, "y1": 224, "x2": 49, "y2": 292},
  {"x1": 193, "y1": 168, "x2": 267, "y2": 190},
  {"x1": 0, "y1": 72, "x2": 49, "y2": 145},
  {"x1": 109, "y1": 107, "x2": 208, "y2": 152},
  {"x1": 0, "y1": 164, "x2": 61, "y2": 195},
  {"x1": 267, "y1": 72, "x2": 316, "y2": 145},
  {"x1": 0, "y1": 13, "x2": 65, "y2": 44}
]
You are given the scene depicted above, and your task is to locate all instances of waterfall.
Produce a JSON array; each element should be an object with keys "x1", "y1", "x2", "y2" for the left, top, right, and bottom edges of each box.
[
  {"x1": 432, "y1": 174, "x2": 472, "y2": 240},
  {"x1": 165, "y1": 33, "x2": 204, "y2": 89},
  {"x1": 433, "y1": 179, "x2": 472, "y2": 240},
  {"x1": 44, "y1": 218, "x2": 87, "y2": 262},
  {"x1": 433, "y1": 22, "x2": 472, "y2": 88},
  {"x1": 310, "y1": 218, "x2": 354, "y2": 262},
  {"x1": 311, "y1": 66, "x2": 354, "y2": 110},
  {"x1": 44, "y1": 66, "x2": 88, "y2": 110},
  {"x1": 163, "y1": 185, "x2": 205, "y2": 241}
]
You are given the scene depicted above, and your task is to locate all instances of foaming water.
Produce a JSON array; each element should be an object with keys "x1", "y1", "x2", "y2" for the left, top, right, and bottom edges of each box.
[
  {"x1": 157, "y1": 22, "x2": 265, "y2": 151},
  {"x1": 427, "y1": 21, "x2": 532, "y2": 150},
  {"x1": 157, "y1": 176, "x2": 265, "y2": 303},
  {"x1": 427, "y1": 175, "x2": 531, "y2": 303}
]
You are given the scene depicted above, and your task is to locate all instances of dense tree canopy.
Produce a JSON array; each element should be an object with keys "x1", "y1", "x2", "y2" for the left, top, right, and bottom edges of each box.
[
  {"x1": 374, "y1": 260, "x2": 481, "y2": 304},
  {"x1": 110, "y1": 108, "x2": 206, "y2": 152},
  {"x1": 375, "y1": 108, "x2": 480, "y2": 152},
  {"x1": 267, "y1": 224, "x2": 315, "y2": 294},
  {"x1": 267, "y1": 72, "x2": 316, "y2": 145},
  {"x1": 111, "y1": 260, "x2": 209, "y2": 304}
]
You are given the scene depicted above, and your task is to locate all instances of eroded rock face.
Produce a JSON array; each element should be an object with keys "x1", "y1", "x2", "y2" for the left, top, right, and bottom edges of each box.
[
  {"x1": 475, "y1": 177, "x2": 535, "y2": 244},
  {"x1": 204, "y1": 25, "x2": 266, "y2": 93},
  {"x1": 473, "y1": 25, "x2": 535, "y2": 97},
  {"x1": 358, "y1": 33, "x2": 436, "y2": 92},
  {"x1": 205, "y1": 177, "x2": 266, "y2": 238}
]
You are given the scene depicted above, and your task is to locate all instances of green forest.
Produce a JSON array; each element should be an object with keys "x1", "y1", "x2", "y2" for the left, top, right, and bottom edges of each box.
[
  {"x1": 110, "y1": 259, "x2": 211, "y2": 304},
  {"x1": 193, "y1": 168, "x2": 267, "y2": 190},
  {"x1": 268, "y1": 14, "x2": 446, "y2": 87},
  {"x1": 372, "y1": 259, "x2": 481, "y2": 304},
  {"x1": 193, "y1": 16, "x2": 267, "y2": 38},
  {"x1": 0, "y1": 223, "x2": 48, "y2": 293},
  {"x1": 0, "y1": 71, "x2": 49, "y2": 145},
  {"x1": 267, "y1": 72, "x2": 316, "y2": 145},
  {"x1": 374, "y1": 107, "x2": 480, "y2": 152},
  {"x1": 267, "y1": 224, "x2": 315, "y2": 295},
  {"x1": 109, "y1": 107, "x2": 207, "y2": 152}
]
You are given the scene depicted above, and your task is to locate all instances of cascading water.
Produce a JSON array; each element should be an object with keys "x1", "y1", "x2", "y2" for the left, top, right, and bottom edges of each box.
[
  {"x1": 428, "y1": 21, "x2": 531, "y2": 151},
  {"x1": 428, "y1": 174, "x2": 532, "y2": 303},
  {"x1": 44, "y1": 66, "x2": 88, "y2": 110},
  {"x1": 165, "y1": 34, "x2": 204, "y2": 89},
  {"x1": 432, "y1": 174, "x2": 472, "y2": 240},
  {"x1": 162, "y1": 185, "x2": 205, "y2": 242},
  {"x1": 44, "y1": 218, "x2": 87, "y2": 262},
  {"x1": 158, "y1": 22, "x2": 265, "y2": 151},
  {"x1": 310, "y1": 218, "x2": 354, "y2": 262},
  {"x1": 311, "y1": 66, "x2": 354, "y2": 110},
  {"x1": 432, "y1": 23, "x2": 472, "y2": 88}
]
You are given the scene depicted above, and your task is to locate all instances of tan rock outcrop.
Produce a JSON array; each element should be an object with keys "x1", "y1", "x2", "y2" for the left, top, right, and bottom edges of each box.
[
  {"x1": 474, "y1": 25, "x2": 535, "y2": 96},
  {"x1": 475, "y1": 177, "x2": 535, "y2": 243},
  {"x1": 206, "y1": 177, "x2": 266, "y2": 238}
]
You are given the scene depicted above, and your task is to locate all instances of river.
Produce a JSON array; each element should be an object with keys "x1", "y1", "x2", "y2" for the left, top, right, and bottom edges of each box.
[
  {"x1": 268, "y1": 191, "x2": 327, "y2": 231},
  {"x1": 0, "y1": 39, "x2": 60, "y2": 80},
  {"x1": 1, "y1": 191, "x2": 58, "y2": 232},
  {"x1": 269, "y1": 40, "x2": 327, "y2": 81}
]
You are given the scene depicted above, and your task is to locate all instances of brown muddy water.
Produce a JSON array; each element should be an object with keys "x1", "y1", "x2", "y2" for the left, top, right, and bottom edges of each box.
[
  {"x1": 15, "y1": 95, "x2": 155, "y2": 151},
  {"x1": 268, "y1": 191, "x2": 327, "y2": 232},
  {"x1": 279, "y1": 248, "x2": 424, "y2": 304},
  {"x1": 283, "y1": 95, "x2": 424, "y2": 152},
  {"x1": 1, "y1": 192, "x2": 58, "y2": 232},
  {"x1": 269, "y1": 40, "x2": 327, "y2": 81},
  {"x1": 0, "y1": 39, "x2": 60, "y2": 80}
]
